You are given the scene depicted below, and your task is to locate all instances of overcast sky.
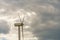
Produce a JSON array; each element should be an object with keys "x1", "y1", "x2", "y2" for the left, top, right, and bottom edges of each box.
[{"x1": 0, "y1": 0, "x2": 60, "y2": 40}]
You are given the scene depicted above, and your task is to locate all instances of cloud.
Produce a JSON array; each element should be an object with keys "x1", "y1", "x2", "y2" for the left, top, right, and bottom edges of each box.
[
  {"x1": 30, "y1": 7, "x2": 60, "y2": 40},
  {"x1": 41, "y1": 28, "x2": 60, "y2": 40},
  {"x1": 0, "y1": 0, "x2": 60, "y2": 40},
  {"x1": 0, "y1": 37, "x2": 7, "y2": 40},
  {"x1": 0, "y1": 20, "x2": 10, "y2": 34}
]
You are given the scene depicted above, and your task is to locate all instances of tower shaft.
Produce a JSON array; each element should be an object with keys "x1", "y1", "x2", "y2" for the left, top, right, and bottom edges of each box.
[
  {"x1": 18, "y1": 26, "x2": 20, "y2": 40},
  {"x1": 14, "y1": 23, "x2": 24, "y2": 40}
]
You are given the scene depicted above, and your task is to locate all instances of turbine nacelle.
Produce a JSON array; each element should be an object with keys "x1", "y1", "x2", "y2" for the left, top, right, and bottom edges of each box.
[{"x1": 14, "y1": 22, "x2": 24, "y2": 26}]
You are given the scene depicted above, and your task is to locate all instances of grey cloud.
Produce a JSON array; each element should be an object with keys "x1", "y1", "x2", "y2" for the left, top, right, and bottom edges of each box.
[
  {"x1": 0, "y1": 20, "x2": 10, "y2": 34},
  {"x1": 33, "y1": 28, "x2": 60, "y2": 40},
  {"x1": 30, "y1": 11, "x2": 60, "y2": 40},
  {"x1": 0, "y1": 37, "x2": 7, "y2": 40},
  {"x1": 0, "y1": 0, "x2": 32, "y2": 8},
  {"x1": 42, "y1": 28, "x2": 60, "y2": 40},
  {"x1": 0, "y1": 0, "x2": 60, "y2": 40},
  {"x1": 0, "y1": 0, "x2": 59, "y2": 15},
  {"x1": 24, "y1": 2, "x2": 60, "y2": 40},
  {"x1": 0, "y1": 0, "x2": 53, "y2": 8},
  {"x1": 0, "y1": 0, "x2": 60, "y2": 9}
]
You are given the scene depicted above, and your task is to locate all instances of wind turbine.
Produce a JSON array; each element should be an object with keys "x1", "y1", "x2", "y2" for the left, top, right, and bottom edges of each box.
[{"x1": 14, "y1": 13, "x2": 25, "y2": 40}]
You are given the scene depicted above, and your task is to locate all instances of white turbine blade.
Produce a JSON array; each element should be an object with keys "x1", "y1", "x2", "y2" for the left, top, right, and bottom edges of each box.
[
  {"x1": 18, "y1": 13, "x2": 21, "y2": 22},
  {"x1": 22, "y1": 15, "x2": 25, "y2": 23}
]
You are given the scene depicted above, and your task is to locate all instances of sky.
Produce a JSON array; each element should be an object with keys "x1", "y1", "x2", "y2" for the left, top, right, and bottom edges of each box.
[{"x1": 0, "y1": 0, "x2": 60, "y2": 40}]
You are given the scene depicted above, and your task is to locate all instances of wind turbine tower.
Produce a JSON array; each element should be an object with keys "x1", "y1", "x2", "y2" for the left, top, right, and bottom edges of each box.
[{"x1": 14, "y1": 13, "x2": 25, "y2": 40}]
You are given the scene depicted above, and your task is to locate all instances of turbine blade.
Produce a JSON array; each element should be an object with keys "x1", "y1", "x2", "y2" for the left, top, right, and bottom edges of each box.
[
  {"x1": 18, "y1": 13, "x2": 21, "y2": 22},
  {"x1": 22, "y1": 15, "x2": 25, "y2": 23}
]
